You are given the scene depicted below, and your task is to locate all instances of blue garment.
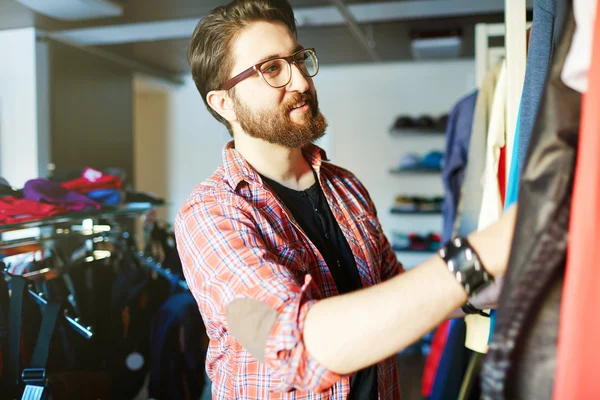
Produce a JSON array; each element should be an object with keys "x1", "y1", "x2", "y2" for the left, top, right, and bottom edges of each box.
[
  {"x1": 87, "y1": 189, "x2": 121, "y2": 205},
  {"x1": 517, "y1": 0, "x2": 558, "y2": 177},
  {"x1": 428, "y1": 319, "x2": 469, "y2": 400},
  {"x1": 149, "y1": 292, "x2": 208, "y2": 400},
  {"x1": 441, "y1": 91, "x2": 478, "y2": 242},
  {"x1": 505, "y1": 108, "x2": 522, "y2": 209}
]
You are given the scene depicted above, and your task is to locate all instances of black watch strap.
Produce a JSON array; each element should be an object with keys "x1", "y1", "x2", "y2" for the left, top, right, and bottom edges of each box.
[
  {"x1": 461, "y1": 302, "x2": 490, "y2": 317},
  {"x1": 438, "y1": 236, "x2": 493, "y2": 296}
]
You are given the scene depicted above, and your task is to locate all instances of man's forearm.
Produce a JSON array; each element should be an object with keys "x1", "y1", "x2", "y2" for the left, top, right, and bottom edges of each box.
[
  {"x1": 303, "y1": 206, "x2": 516, "y2": 375},
  {"x1": 303, "y1": 254, "x2": 467, "y2": 374}
]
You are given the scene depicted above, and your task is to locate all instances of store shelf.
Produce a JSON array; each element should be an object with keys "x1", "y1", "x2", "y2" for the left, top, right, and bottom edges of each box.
[
  {"x1": 389, "y1": 127, "x2": 446, "y2": 136},
  {"x1": 392, "y1": 246, "x2": 437, "y2": 254},
  {"x1": 389, "y1": 168, "x2": 442, "y2": 174},
  {"x1": 390, "y1": 208, "x2": 441, "y2": 215}
]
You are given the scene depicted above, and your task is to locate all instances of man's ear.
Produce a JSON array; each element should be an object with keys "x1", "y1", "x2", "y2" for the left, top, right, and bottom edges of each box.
[{"x1": 207, "y1": 90, "x2": 237, "y2": 123}]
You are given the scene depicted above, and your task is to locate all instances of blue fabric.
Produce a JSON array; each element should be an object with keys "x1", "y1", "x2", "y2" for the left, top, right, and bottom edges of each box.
[
  {"x1": 441, "y1": 91, "x2": 478, "y2": 242},
  {"x1": 428, "y1": 319, "x2": 468, "y2": 400},
  {"x1": 505, "y1": 108, "x2": 522, "y2": 209},
  {"x1": 516, "y1": 0, "x2": 557, "y2": 177},
  {"x1": 87, "y1": 189, "x2": 121, "y2": 205},
  {"x1": 489, "y1": 310, "x2": 497, "y2": 342},
  {"x1": 149, "y1": 292, "x2": 208, "y2": 400}
]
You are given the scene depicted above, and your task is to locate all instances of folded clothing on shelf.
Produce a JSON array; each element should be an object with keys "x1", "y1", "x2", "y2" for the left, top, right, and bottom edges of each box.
[
  {"x1": 391, "y1": 114, "x2": 449, "y2": 131},
  {"x1": 124, "y1": 190, "x2": 166, "y2": 205},
  {"x1": 87, "y1": 189, "x2": 122, "y2": 206},
  {"x1": 0, "y1": 196, "x2": 67, "y2": 224},
  {"x1": 392, "y1": 232, "x2": 442, "y2": 252},
  {"x1": 61, "y1": 168, "x2": 122, "y2": 195},
  {"x1": 394, "y1": 150, "x2": 444, "y2": 171},
  {"x1": 24, "y1": 178, "x2": 101, "y2": 211},
  {"x1": 392, "y1": 196, "x2": 443, "y2": 212}
]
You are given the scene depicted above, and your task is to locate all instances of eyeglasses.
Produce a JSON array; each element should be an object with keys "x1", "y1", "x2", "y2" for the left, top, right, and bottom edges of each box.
[{"x1": 220, "y1": 48, "x2": 319, "y2": 91}]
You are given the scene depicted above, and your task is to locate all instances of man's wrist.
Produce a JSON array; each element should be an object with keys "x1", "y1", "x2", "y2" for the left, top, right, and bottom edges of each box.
[
  {"x1": 437, "y1": 236, "x2": 494, "y2": 296},
  {"x1": 467, "y1": 231, "x2": 502, "y2": 278}
]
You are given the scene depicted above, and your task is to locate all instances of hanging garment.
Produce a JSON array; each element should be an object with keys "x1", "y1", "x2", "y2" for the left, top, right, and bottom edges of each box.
[
  {"x1": 504, "y1": 108, "x2": 522, "y2": 208},
  {"x1": 516, "y1": 0, "x2": 561, "y2": 177},
  {"x1": 561, "y1": 0, "x2": 596, "y2": 92},
  {"x1": 441, "y1": 91, "x2": 478, "y2": 242},
  {"x1": 422, "y1": 321, "x2": 451, "y2": 397},
  {"x1": 427, "y1": 319, "x2": 470, "y2": 400},
  {"x1": 463, "y1": 141, "x2": 508, "y2": 355},
  {"x1": 148, "y1": 292, "x2": 208, "y2": 400},
  {"x1": 455, "y1": 61, "x2": 503, "y2": 238},
  {"x1": 478, "y1": 61, "x2": 507, "y2": 230},
  {"x1": 554, "y1": 0, "x2": 600, "y2": 397},
  {"x1": 481, "y1": 5, "x2": 578, "y2": 398},
  {"x1": 459, "y1": 63, "x2": 508, "y2": 356}
]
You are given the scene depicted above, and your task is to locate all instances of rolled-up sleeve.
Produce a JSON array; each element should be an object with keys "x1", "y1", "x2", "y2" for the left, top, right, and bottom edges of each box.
[
  {"x1": 174, "y1": 191, "x2": 344, "y2": 393},
  {"x1": 379, "y1": 229, "x2": 404, "y2": 281}
]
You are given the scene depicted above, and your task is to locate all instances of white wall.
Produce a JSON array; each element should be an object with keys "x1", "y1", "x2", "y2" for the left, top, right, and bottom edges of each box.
[
  {"x1": 0, "y1": 28, "x2": 41, "y2": 187},
  {"x1": 315, "y1": 59, "x2": 476, "y2": 265},
  {"x1": 135, "y1": 60, "x2": 476, "y2": 266},
  {"x1": 134, "y1": 75, "x2": 231, "y2": 224}
]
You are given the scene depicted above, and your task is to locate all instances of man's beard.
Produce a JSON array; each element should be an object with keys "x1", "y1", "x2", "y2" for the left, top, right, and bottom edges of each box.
[{"x1": 233, "y1": 90, "x2": 328, "y2": 149}]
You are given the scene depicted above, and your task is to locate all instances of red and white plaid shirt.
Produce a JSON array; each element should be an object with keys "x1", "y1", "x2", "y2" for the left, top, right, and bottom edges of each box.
[{"x1": 175, "y1": 141, "x2": 403, "y2": 399}]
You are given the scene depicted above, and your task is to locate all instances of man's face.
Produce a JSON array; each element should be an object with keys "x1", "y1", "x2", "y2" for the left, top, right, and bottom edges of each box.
[{"x1": 228, "y1": 21, "x2": 327, "y2": 148}]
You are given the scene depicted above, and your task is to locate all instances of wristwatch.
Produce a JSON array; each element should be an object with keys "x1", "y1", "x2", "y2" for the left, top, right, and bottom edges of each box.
[{"x1": 437, "y1": 236, "x2": 493, "y2": 297}]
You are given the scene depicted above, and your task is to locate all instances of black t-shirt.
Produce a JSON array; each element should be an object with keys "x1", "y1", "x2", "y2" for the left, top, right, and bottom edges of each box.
[{"x1": 261, "y1": 173, "x2": 378, "y2": 400}]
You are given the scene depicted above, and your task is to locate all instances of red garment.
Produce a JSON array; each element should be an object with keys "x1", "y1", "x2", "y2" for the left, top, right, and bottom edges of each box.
[
  {"x1": 554, "y1": 6, "x2": 600, "y2": 398},
  {"x1": 498, "y1": 146, "x2": 506, "y2": 204},
  {"x1": 421, "y1": 321, "x2": 451, "y2": 397},
  {"x1": 61, "y1": 168, "x2": 122, "y2": 194},
  {"x1": 0, "y1": 196, "x2": 66, "y2": 225}
]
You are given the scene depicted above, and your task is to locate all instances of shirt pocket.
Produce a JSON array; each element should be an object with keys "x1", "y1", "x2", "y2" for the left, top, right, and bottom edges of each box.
[
  {"x1": 272, "y1": 242, "x2": 311, "y2": 287},
  {"x1": 352, "y1": 213, "x2": 383, "y2": 282}
]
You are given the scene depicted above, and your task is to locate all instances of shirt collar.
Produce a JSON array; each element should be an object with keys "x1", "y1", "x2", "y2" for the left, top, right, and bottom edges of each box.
[{"x1": 222, "y1": 140, "x2": 330, "y2": 190}]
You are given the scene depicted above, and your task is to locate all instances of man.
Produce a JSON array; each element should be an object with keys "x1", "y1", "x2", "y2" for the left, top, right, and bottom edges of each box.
[{"x1": 175, "y1": 0, "x2": 516, "y2": 398}]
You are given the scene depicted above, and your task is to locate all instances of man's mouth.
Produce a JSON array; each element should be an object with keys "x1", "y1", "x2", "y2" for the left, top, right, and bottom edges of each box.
[{"x1": 290, "y1": 101, "x2": 307, "y2": 110}]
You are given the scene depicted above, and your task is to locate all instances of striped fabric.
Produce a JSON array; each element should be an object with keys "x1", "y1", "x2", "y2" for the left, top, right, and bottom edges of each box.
[{"x1": 175, "y1": 141, "x2": 403, "y2": 399}]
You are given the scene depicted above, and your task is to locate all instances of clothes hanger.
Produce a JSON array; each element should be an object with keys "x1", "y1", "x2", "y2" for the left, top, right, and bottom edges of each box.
[{"x1": 0, "y1": 262, "x2": 93, "y2": 340}]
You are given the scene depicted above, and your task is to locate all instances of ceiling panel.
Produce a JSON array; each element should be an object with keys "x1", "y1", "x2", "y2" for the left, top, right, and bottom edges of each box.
[
  {"x1": 102, "y1": 38, "x2": 191, "y2": 73},
  {"x1": 0, "y1": 0, "x2": 525, "y2": 81},
  {"x1": 298, "y1": 25, "x2": 372, "y2": 65}
]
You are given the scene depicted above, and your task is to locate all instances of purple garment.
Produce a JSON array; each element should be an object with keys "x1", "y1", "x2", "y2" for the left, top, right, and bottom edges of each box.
[{"x1": 23, "y1": 178, "x2": 100, "y2": 211}]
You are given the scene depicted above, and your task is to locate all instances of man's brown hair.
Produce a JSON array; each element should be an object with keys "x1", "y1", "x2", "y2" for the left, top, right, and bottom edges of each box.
[{"x1": 187, "y1": 0, "x2": 297, "y2": 135}]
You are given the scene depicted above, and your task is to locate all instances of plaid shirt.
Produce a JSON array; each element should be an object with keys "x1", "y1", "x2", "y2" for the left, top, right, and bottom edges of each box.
[{"x1": 175, "y1": 141, "x2": 403, "y2": 399}]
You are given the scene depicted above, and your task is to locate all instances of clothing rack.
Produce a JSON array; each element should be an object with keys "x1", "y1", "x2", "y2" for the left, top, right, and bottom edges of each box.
[
  {"x1": 135, "y1": 252, "x2": 189, "y2": 291},
  {"x1": 0, "y1": 265, "x2": 94, "y2": 340},
  {"x1": 0, "y1": 204, "x2": 159, "y2": 342},
  {"x1": 27, "y1": 284, "x2": 94, "y2": 340}
]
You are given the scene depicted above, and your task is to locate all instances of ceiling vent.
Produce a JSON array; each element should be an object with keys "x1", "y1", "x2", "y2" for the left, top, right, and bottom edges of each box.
[
  {"x1": 16, "y1": 0, "x2": 123, "y2": 20},
  {"x1": 410, "y1": 29, "x2": 463, "y2": 59}
]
